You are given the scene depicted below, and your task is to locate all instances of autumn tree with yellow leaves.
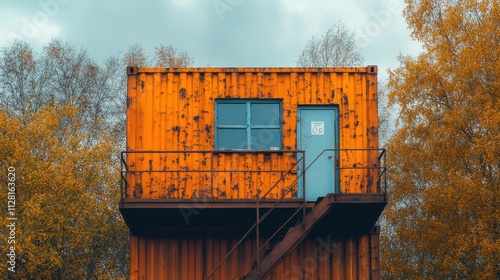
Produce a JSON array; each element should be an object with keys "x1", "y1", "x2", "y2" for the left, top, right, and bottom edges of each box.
[
  {"x1": 0, "y1": 39, "x2": 195, "y2": 279},
  {"x1": 0, "y1": 106, "x2": 128, "y2": 279},
  {"x1": 382, "y1": 0, "x2": 500, "y2": 279},
  {"x1": 0, "y1": 40, "x2": 129, "y2": 279}
]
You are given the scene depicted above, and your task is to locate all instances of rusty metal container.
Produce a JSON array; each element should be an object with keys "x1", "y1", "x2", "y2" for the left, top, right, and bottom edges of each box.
[
  {"x1": 123, "y1": 67, "x2": 380, "y2": 200},
  {"x1": 129, "y1": 228, "x2": 381, "y2": 280},
  {"x1": 122, "y1": 67, "x2": 385, "y2": 280}
]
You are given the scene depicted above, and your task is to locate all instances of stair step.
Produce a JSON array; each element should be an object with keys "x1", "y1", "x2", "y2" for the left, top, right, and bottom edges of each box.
[
  {"x1": 315, "y1": 196, "x2": 325, "y2": 205},
  {"x1": 244, "y1": 194, "x2": 334, "y2": 280},
  {"x1": 264, "y1": 248, "x2": 272, "y2": 256},
  {"x1": 276, "y1": 235, "x2": 285, "y2": 242}
]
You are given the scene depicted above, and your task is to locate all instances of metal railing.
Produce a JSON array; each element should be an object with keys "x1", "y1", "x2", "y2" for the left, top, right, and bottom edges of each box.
[
  {"x1": 120, "y1": 148, "x2": 387, "y2": 200},
  {"x1": 199, "y1": 148, "x2": 386, "y2": 279},
  {"x1": 120, "y1": 150, "x2": 304, "y2": 200},
  {"x1": 120, "y1": 149, "x2": 386, "y2": 279},
  {"x1": 206, "y1": 153, "x2": 308, "y2": 280}
]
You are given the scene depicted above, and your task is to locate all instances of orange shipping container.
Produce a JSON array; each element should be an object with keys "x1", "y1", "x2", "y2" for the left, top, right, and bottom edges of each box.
[
  {"x1": 129, "y1": 229, "x2": 381, "y2": 280},
  {"x1": 123, "y1": 67, "x2": 381, "y2": 201},
  {"x1": 121, "y1": 67, "x2": 387, "y2": 280}
]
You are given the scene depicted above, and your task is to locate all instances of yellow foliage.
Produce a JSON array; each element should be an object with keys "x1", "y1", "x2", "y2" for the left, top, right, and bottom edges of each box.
[
  {"x1": 383, "y1": 0, "x2": 500, "y2": 279},
  {"x1": 0, "y1": 105, "x2": 128, "y2": 279}
]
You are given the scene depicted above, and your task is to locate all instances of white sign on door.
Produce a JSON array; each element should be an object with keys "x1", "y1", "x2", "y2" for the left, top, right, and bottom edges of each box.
[{"x1": 311, "y1": 121, "x2": 324, "y2": 135}]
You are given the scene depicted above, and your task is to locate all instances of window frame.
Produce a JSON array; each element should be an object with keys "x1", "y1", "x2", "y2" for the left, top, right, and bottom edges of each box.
[{"x1": 215, "y1": 99, "x2": 283, "y2": 150}]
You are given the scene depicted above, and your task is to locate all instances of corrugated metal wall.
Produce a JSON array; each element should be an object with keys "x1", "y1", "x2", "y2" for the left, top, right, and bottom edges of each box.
[
  {"x1": 129, "y1": 232, "x2": 380, "y2": 280},
  {"x1": 126, "y1": 67, "x2": 378, "y2": 199},
  {"x1": 125, "y1": 151, "x2": 299, "y2": 199}
]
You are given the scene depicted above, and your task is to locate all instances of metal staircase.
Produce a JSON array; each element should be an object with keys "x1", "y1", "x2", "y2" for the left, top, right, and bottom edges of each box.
[
  {"x1": 202, "y1": 148, "x2": 387, "y2": 280},
  {"x1": 242, "y1": 194, "x2": 334, "y2": 280}
]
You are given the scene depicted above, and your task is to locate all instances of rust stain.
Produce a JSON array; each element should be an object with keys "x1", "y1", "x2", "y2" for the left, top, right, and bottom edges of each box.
[
  {"x1": 167, "y1": 184, "x2": 177, "y2": 197},
  {"x1": 342, "y1": 93, "x2": 348, "y2": 107},
  {"x1": 134, "y1": 183, "x2": 143, "y2": 198},
  {"x1": 180, "y1": 88, "x2": 187, "y2": 99},
  {"x1": 126, "y1": 68, "x2": 379, "y2": 199}
]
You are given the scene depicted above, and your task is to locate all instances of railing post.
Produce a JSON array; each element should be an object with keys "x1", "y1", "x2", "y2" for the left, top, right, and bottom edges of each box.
[
  {"x1": 120, "y1": 152, "x2": 123, "y2": 200},
  {"x1": 256, "y1": 197, "x2": 260, "y2": 275},
  {"x1": 384, "y1": 149, "x2": 387, "y2": 194},
  {"x1": 210, "y1": 151, "x2": 214, "y2": 198},
  {"x1": 120, "y1": 174, "x2": 123, "y2": 200},
  {"x1": 121, "y1": 151, "x2": 126, "y2": 200},
  {"x1": 302, "y1": 151, "x2": 306, "y2": 225},
  {"x1": 335, "y1": 152, "x2": 338, "y2": 194}
]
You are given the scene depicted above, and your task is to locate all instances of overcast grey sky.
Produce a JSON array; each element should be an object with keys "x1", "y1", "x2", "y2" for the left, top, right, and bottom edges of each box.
[{"x1": 0, "y1": 0, "x2": 422, "y2": 83}]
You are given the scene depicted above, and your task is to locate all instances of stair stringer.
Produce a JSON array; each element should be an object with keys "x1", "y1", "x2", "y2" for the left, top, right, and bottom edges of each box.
[{"x1": 243, "y1": 194, "x2": 335, "y2": 280}]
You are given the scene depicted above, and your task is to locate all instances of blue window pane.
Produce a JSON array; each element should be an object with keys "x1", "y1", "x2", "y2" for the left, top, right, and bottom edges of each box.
[
  {"x1": 251, "y1": 103, "x2": 280, "y2": 125},
  {"x1": 217, "y1": 103, "x2": 246, "y2": 125},
  {"x1": 218, "y1": 129, "x2": 247, "y2": 149},
  {"x1": 251, "y1": 129, "x2": 281, "y2": 150},
  {"x1": 216, "y1": 100, "x2": 282, "y2": 150}
]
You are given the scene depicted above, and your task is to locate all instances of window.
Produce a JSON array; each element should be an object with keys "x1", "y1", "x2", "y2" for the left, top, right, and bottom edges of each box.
[{"x1": 215, "y1": 100, "x2": 282, "y2": 150}]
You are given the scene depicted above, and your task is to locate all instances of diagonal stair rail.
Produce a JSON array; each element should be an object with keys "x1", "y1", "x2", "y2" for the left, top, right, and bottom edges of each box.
[
  {"x1": 230, "y1": 200, "x2": 308, "y2": 280},
  {"x1": 207, "y1": 149, "x2": 331, "y2": 280},
  {"x1": 205, "y1": 151, "x2": 306, "y2": 280},
  {"x1": 242, "y1": 194, "x2": 334, "y2": 280},
  {"x1": 204, "y1": 148, "x2": 387, "y2": 280}
]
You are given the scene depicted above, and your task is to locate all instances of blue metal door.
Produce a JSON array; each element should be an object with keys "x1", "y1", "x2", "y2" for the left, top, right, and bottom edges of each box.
[{"x1": 297, "y1": 106, "x2": 338, "y2": 201}]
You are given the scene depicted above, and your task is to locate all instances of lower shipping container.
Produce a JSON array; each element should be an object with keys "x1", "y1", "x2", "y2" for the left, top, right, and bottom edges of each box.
[{"x1": 129, "y1": 229, "x2": 380, "y2": 280}]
